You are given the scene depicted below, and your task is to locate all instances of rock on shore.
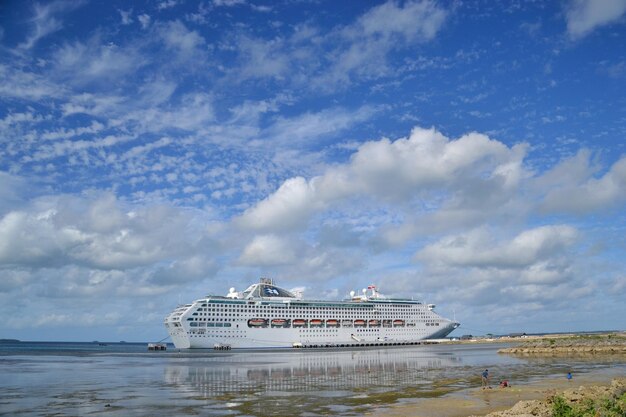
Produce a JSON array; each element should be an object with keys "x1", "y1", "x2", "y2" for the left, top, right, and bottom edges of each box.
[
  {"x1": 498, "y1": 333, "x2": 626, "y2": 355},
  {"x1": 471, "y1": 378, "x2": 626, "y2": 417}
]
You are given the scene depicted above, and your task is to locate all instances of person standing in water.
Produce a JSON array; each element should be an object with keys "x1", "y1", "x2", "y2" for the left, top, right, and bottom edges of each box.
[{"x1": 481, "y1": 369, "x2": 490, "y2": 389}]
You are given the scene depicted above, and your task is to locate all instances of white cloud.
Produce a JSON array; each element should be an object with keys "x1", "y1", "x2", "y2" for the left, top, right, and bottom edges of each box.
[
  {"x1": 40, "y1": 121, "x2": 105, "y2": 141},
  {"x1": 238, "y1": 126, "x2": 527, "y2": 233},
  {"x1": 27, "y1": 133, "x2": 135, "y2": 162},
  {"x1": 19, "y1": 1, "x2": 84, "y2": 50},
  {"x1": 0, "y1": 64, "x2": 64, "y2": 100},
  {"x1": 565, "y1": 0, "x2": 626, "y2": 39},
  {"x1": 138, "y1": 13, "x2": 151, "y2": 29},
  {"x1": 540, "y1": 154, "x2": 626, "y2": 214},
  {"x1": 213, "y1": 0, "x2": 245, "y2": 7},
  {"x1": 235, "y1": 36, "x2": 291, "y2": 81},
  {"x1": 350, "y1": 0, "x2": 447, "y2": 42},
  {"x1": 60, "y1": 92, "x2": 126, "y2": 117},
  {"x1": 121, "y1": 137, "x2": 172, "y2": 161},
  {"x1": 151, "y1": 256, "x2": 217, "y2": 285},
  {"x1": 342, "y1": 128, "x2": 523, "y2": 197},
  {"x1": 7, "y1": 311, "x2": 123, "y2": 329},
  {"x1": 316, "y1": 0, "x2": 448, "y2": 89},
  {"x1": 415, "y1": 225, "x2": 579, "y2": 269},
  {"x1": 237, "y1": 177, "x2": 320, "y2": 232},
  {"x1": 0, "y1": 192, "x2": 216, "y2": 271},
  {"x1": 262, "y1": 106, "x2": 376, "y2": 148},
  {"x1": 228, "y1": 0, "x2": 448, "y2": 89},
  {"x1": 0, "y1": 173, "x2": 30, "y2": 213},
  {"x1": 119, "y1": 9, "x2": 133, "y2": 25},
  {"x1": 158, "y1": 0, "x2": 179, "y2": 10},
  {"x1": 0, "y1": 210, "x2": 72, "y2": 267},
  {"x1": 239, "y1": 234, "x2": 298, "y2": 266},
  {"x1": 158, "y1": 20, "x2": 206, "y2": 60},
  {"x1": 52, "y1": 37, "x2": 146, "y2": 85},
  {"x1": 0, "y1": 110, "x2": 49, "y2": 130},
  {"x1": 121, "y1": 92, "x2": 215, "y2": 132}
]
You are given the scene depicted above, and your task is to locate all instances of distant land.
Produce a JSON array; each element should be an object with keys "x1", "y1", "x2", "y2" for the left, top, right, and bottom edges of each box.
[{"x1": 1, "y1": 330, "x2": 623, "y2": 346}]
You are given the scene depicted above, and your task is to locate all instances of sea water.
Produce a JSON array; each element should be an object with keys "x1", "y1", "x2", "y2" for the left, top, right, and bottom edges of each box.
[{"x1": 1, "y1": 341, "x2": 624, "y2": 416}]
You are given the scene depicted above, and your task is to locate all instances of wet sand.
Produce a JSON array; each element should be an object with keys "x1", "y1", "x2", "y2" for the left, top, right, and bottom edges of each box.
[{"x1": 369, "y1": 366, "x2": 625, "y2": 417}]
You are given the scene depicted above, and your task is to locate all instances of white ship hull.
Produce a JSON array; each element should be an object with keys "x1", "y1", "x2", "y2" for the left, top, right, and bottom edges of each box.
[{"x1": 165, "y1": 279, "x2": 459, "y2": 349}]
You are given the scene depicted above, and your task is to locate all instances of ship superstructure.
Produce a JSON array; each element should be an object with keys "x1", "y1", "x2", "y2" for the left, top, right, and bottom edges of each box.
[{"x1": 164, "y1": 278, "x2": 459, "y2": 349}]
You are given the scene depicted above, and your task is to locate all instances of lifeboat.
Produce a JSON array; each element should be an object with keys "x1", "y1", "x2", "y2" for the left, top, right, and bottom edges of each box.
[
  {"x1": 326, "y1": 319, "x2": 339, "y2": 327},
  {"x1": 271, "y1": 319, "x2": 288, "y2": 327},
  {"x1": 368, "y1": 319, "x2": 380, "y2": 327},
  {"x1": 248, "y1": 318, "x2": 267, "y2": 327},
  {"x1": 341, "y1": 319, "x2": 353, "y2": 327},
  {"x1": 354, "y1": 319, "x2": 366, "y2": 327},
  {"x1": 310, "y1": 319, "x2": 323, "y2": 327},
  {"x1": 292, "y1": 319, "x2": 307, "y2": 327},
  {"x1": 393, "y1": 319, "x2": 405, "y2": 327}
]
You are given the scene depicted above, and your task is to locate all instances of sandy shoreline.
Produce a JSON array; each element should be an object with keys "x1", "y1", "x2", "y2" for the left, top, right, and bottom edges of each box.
[{"x1": 367, "y1": 363, "x2": 625, "y2": 417}]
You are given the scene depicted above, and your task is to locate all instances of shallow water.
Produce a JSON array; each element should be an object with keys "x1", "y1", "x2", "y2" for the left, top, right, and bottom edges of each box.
[{"x1": 1, "y1": 341, "x2": 624, "y2": 416}]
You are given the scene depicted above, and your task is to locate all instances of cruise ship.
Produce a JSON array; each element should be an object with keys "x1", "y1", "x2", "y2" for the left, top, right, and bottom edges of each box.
[{"x1": 164, "y1": 278, "x2": 459, "y2": 349}]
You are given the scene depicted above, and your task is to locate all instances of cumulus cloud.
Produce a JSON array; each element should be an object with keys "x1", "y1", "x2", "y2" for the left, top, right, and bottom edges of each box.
[
  {"x1": 237, "y1": 177, "x2": 320, "y2": 231},
  {"x1": 415, "y1": 225, "x2": 578, "y2": 269},
  {"x1": 540, "y1": 154, "x2": 626, "y2": 214},
  {"x1": 0, "y1": 192, "x2": 213, "y2": 271},
  {"x1": 405, "y1": 223, "x2": 591, "y2": 315},
  {"x1": 565, "y1": 0, "x2": 626, "y2": 39},
  {"x1": 151, "y1": 256, "x2": 217, "y2": 285},
  {"x1": 238, "y1": 127, "x2": 528, "y2": 233},
  {"x1": 239, "y1": 234, "x2": 299, "y2": 266}
]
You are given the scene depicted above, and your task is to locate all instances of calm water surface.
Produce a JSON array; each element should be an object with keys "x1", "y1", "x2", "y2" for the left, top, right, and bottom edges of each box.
[{"x1": 1, "y1": 341, "x2": 624, "y2": 416}]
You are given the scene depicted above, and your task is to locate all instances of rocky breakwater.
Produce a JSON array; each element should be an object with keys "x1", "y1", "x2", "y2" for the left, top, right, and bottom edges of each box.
[
  {"x1": 470, "y1": 378, "x2": 626, "y2": 417},
  {"x1": 498, "y1": 333, "x2": 626, "y2": 355}
]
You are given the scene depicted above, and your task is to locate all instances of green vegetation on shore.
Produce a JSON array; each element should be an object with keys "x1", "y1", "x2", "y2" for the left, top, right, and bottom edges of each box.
[
  {"x1": 475, "y1": 378, "x2": 626, "y2": 417},
  {"x1": 551, "y1": 384, "x2": 626, "y2": 417}
]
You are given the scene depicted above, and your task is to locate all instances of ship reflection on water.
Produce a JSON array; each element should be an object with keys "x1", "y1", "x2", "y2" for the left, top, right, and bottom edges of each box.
[
  {"x1": 164, "y1": 346, "x2": 464, "y2": 396},
  {"x1": 158, "y1": 343, "x2": 625, "y2": 416}
]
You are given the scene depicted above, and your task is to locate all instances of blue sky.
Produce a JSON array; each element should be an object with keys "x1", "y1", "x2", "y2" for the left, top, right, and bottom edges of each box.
[{"x1": 1, "y1": 0, "x2": 625, "y2": 342}]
